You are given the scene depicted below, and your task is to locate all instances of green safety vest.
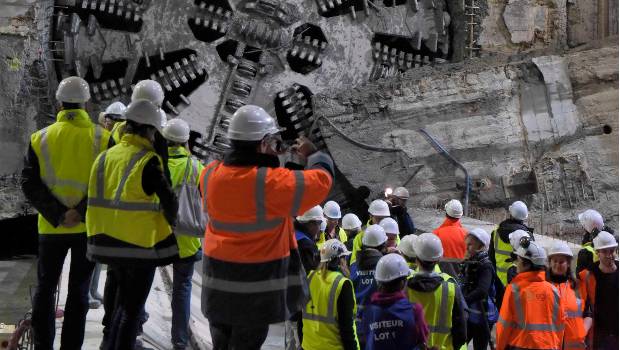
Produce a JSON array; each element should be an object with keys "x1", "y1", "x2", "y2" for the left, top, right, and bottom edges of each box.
[
  {"x1": 30, "y1": 109, "x2": 110, "y2": 234},
  {"x1": 302, "y1": 269, "x2": 359, "y2": 350},
  {"x1": 168, "y1": 146, "x2": 204, "y2": 259},
  {"x1": 86, "y1": 134, "x2": 176, "y2": 260},
  {"x1": 317, "y1": 228, "x2": 348, "y2": 249},
  {"x1": 582, "y1": 243, "x2": 599, "y2": 263},
  {"x1": 493, "y1": 228, "x2": 514, "y2": 285},
  {"x1": 407, "y1": 280, "x2": 456, "y2": 350},
  {"x1": 110, "y1": 120, "x2": 126, "y2": 144}
]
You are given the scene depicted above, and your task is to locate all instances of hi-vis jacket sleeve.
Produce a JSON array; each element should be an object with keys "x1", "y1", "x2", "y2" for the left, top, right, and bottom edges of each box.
[
  {"x1": 496, "y1": 284, "x2": 514, "y2": 350},
  {"x1": 265, "y1": 153, "x2": 333, "y2": 218}
]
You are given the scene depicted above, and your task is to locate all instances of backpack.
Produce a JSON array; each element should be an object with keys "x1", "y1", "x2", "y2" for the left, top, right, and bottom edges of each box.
[{"x1": 174, "y1": 158, "x2": 207, "y2": 237}]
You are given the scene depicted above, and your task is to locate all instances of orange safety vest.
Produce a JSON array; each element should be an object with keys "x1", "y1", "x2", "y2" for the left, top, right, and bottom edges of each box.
[
  {"x1": 433, "y1": 217, "x2": 467, "y2": 260},
  {"x1": 199, "y1": 159, "x2": 332, "y2": 325},
  {"x1": 496, "y1": 270, "x2": 565, "y2": 350},
  {"x1": 551, "y1": 280, "x2": 586, "y2": 350},
  {"x1": 578, "y1": 268, "x2": 597, "y2": 348}
]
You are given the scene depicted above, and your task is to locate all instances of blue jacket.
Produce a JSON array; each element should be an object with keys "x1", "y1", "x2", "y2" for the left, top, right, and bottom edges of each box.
[{"x1": 362, "y1": 292, "x2": 422, "y2": 350}]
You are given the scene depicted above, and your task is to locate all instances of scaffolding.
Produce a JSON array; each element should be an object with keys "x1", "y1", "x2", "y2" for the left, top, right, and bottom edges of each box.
[{"x1": 465, "y1": 0, "x2": 480, "y2": 58}]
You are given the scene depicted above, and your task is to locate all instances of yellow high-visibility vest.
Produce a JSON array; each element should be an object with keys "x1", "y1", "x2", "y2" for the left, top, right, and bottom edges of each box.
[
  {"x1": 110, "y1": 120, "x2": 126, "y2": 144},
  {"x1": 302, "y1": 269, "x2": 359, "y2": 350},
  {"x1": 581, "y1": 243, "x2": 599, "y2": 263},
  {"x1": 30, "y1": 109, "x2": 110, "y2": 234},
  {"x1": 168, "y1": 146, "x2": 203, "y2": 259},
  {"x1": 407, "y1": 280, "x2": 456, "y2": 350},
  {"x1": 493, "y1": 228, "x2": 514, "y2": 285},
  {"x1": 316, "y1": 228, "x2": 348, "y2": 249},
  {"x1": 86, "y1": 134, "x2": 176, "y2": 260}
]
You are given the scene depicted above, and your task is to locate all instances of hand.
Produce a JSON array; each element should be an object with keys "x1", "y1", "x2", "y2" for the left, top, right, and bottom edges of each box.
[
  {"x1": 62, "y1": 209, "x2": 81, "y2": 228},
  {"x1": 290, "y1": 136, "x2": 317, "y2": 159},
  {"x1": 584, "y1": 317, "x2": 593, "y2": 333},
  {"x1": 386, "y1": 246, "x2": 399, "y2": 254}
]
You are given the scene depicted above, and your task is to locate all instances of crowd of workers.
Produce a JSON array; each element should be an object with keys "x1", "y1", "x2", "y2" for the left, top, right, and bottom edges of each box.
[{"x1": 20, "y1": 76, "x2": 618, "y2": 350}]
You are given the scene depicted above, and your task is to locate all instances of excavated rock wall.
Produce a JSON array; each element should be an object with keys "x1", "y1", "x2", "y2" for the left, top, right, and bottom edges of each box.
[
  {"x1": 0, "y1": 0, "x2": 55, "y2": 219},
  {"x1": 314, "y1": 38, "x2": 618, "y2": 243}
]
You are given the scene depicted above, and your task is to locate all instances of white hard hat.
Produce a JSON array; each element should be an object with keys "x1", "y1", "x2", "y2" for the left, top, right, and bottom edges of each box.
[
  {"x1": 397, "y1": 234, "x2": 418, "y2": 258},
  {"x1": 467, "y1": 228, "x2": 490, "y2": 250},
  {"x1": 160, "y1": 109, "x2": 168, "y2": 128},
  {"x1": 163, "y1": 118, "x2": 190, "y2": 143},
  {"x1": 593, "y1": 231, "x2": 618, "y2": 250},
  {"x1": 323, "y1": 201, "x2": 342, "y2": 219},
  {"x1": 508, "y1": 230, "x2": 530, "y2": 251},
  {"x1": 445, "y1": 199, "x2": 463, "y2": 219},
  {"x1": 104, "y1": 101, "x2": 127, "y2": 118},
  {"x1": 132, "y1": 80, "x2": 165, "y2": 107},
  {"x1": 515, "y1": 239, "x2": 547, "y2": 266},
  {"x1": 297, "y1": 205, "x2": 324, "y2": 223},
  {"x1": 578, "y1": 209, "x2": 605, "y2": 233},
  {"x1": 393, "y1": 187, "x2": 409, "y2": 199},
  {"x1": 320, "y1": 217, "x2": 327, "y2": 232},
  {"x1": 341, "y1": 213, "x2": 362, "y2": 230},
  {"x1": 369, "y1": 199, "x2": 390, "y2": 217},
  {"x1": 414, "y1": 233, "x2": 443, "y2": 262},
  {"x1": 509, "y1": 201, "x2": 529, "y2": 221},
  {"x1": 547, "y1": 241, "x2": 573, "y2": 258},
  {"x1": 320, "y1": 239, "x2": 350, "y2": 262},
  {"x1": 226, "y1": 105, "x2": 282, "y2": 141},
  {"x1": 56, "y1": 76, "x2": 90, "y2": 103},
  {"x1": 362, "y1": 224, "x2": 388, "y2": 247},
  {"x1": 379, "y1": 217, "x2": 399, "y2": 235},
  {"x1": 124, "y1": 99, "x2": 165, "y2": 131},
  {"x1": 375, "y1": 253, "x2": 411, "y2": 282}
]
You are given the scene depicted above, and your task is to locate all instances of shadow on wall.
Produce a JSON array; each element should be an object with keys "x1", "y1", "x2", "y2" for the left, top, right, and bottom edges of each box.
[{"x1": 0, "y1": 215, "x2": 38, "y2": 259}]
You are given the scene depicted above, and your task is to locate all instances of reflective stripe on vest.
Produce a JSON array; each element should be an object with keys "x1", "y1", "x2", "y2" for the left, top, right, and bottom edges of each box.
[
  {"x1": 86, "y1": 134, "x2": 174, "y2": 258},
  {"x1": 408, "y1": 281, "x2": 455, "y2": 350},
  {"x1": 88, "y1": 150, "x2": 160, "y2": 212},
  {"x1": 87, "y1": 244, "x2": 177, "y2": 259},
  {"x1": 303, "y1": 271, "x2": 344, "y2": 325},
  {"x1": 430, "y1": 281, "x2": 452, "y2": 334},
  {"x1": 302, "y1": 270, "x2": 355, "y2": 350},
  {"x1": 202, "y1": 166, "x2": 305, "y2": 233},
  {"x1": 498, "y1": 283, "x2": 564, "y2": 332},
  {"x1": 38, "y1": 125, "x2": 103, "y2": 203},
  {"x1": 203, "y1": 274, "x2": 304, "y2": 294}
]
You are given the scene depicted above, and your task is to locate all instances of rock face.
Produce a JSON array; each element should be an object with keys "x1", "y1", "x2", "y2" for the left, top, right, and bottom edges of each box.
[
  {"x1": 313, "y1": 39, "x2": 618, "y2": 242},
  {"x1": 0, "y1": 1, "x2": 54, "y2": 220},
  {"x1": 503, "y1": 0, "x2": 549, "y2": 44}
]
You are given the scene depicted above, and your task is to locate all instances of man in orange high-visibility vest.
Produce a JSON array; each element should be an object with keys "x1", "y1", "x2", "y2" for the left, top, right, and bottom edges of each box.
[
  {"x1": 497, "y1": 238, "x2": 565, "y2": 350},
  {"x1": 199, "y1": 105, "x2": 334, "y2": 349}
]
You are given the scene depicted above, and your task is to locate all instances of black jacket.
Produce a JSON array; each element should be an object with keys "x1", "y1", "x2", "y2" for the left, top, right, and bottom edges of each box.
[
  {"x1": 357, "y1": 247, "x2": 383, "y2": 271},
  {"x1": 462, "y1": 252, "x2": 495, "y2": 309},
  {"x1": 577, "y1": 226, "x2": 616, "y2": 273},
  {"x1": 407, "y1": 273, "x2": 468, "y2": 349},
  {"x1": 390, "y1": 204, "x2": 416, "y2": 237},
  {"x1": 489, "y1": 218, "x2": 533, "y2": 268}
]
